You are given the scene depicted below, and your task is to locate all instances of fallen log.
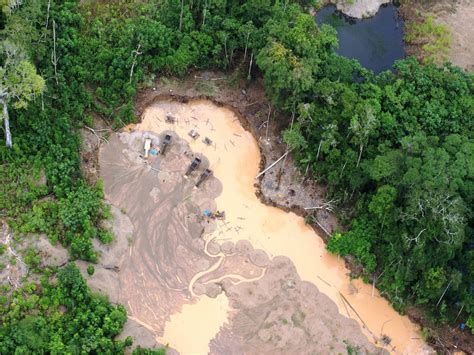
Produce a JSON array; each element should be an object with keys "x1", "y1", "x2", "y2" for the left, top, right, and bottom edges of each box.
[{"x1": 255, "y1": 150, "x2": 291, "y2": 179}]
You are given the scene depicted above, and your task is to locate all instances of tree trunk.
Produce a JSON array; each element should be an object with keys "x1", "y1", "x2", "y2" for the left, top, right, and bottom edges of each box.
[
  {"x1": 248, "y1": 52, "x2": 253, "y2": 79},
  {"x1": 179, "y1": 0, "x2": 185, "y2": 31},
  {"x1": 243, "y1": 32, "x2": 250, "y2": 61},
  {"x1": 316, "y1": 139, "x2": 322, "y2": 160},
  {"x1": 52, "y1": 19, "x2": 58, "y2": 85},
  {"x1": 356, "y1": 143, "x2": 363, "y2": 167},
  {"x1": 129, "y1": 44, "x2": 142, "y2": 84},
  {"x1": 1, "y1": 99, "x2": 12, "y2": 148},
  {"x1": 230, "y1": 48, "x2": 235, "y2": 66},
  {"x1": 289, "y1": 109, "x2": 295, "y2": 130},
  {"x1": 265, "y1": 104, "x2": 271, "y2": 141},
  {"x1": 340, "y1": 158, "x2": 348, "y2": 178},
  {"x1": 45, "y1": 0, "x2": 51, "y2": 28},
  {"x1": 223, "y1": 35, "x2": 228, "y2": 66},
  {"x1": 202, "y1": 0, "x2": 208, "y2": 26},
  {"x1": 436, "y1": 279, "x2": 453, "y2": 307},
  {"x1": 255, "y1": 150, "x2": 291, "y2": 179}
]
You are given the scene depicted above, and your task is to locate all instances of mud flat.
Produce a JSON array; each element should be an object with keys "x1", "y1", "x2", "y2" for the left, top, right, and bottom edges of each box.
[
  {"x1": 98, "y1": 130, "x2": 381, "y2": 354},
  {"x1": 98, "y1": 99, "x2": 431, "y2": 354}
]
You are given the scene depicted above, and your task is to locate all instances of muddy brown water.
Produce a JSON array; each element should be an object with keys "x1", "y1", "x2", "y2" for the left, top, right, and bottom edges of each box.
[
  {"x1": 101, "y1": 99, "x2": 429, "y2": 354},
  {"x1": 139, "y1": 100, "x2": 427, "y2": 353}
]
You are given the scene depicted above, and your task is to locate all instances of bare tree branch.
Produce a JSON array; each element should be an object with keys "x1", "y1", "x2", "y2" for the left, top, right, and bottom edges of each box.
[
  {"x1": 255, "y1": 150, "x2": 292, "y2": 179},
  {"x1": 304, "y1": 199, "x2": 338, "y2": 213},
  {"x1": 129, "y1": 43, "x2": 142, "y2": 84}
]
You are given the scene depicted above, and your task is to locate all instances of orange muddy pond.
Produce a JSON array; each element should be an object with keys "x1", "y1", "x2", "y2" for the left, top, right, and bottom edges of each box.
[{"x1": 135, "y1": 99, "x2": 429, "y2": 354}]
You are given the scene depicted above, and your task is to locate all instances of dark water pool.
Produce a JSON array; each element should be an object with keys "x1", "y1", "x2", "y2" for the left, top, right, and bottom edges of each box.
[{"x1": 315, "y1": 5, "x2": 405, "y2": 73}]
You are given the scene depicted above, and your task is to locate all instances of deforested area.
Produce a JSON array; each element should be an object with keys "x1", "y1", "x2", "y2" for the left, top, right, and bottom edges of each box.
[{"x1": 0, "y1": 0, "x2": 472, "y2": 354}]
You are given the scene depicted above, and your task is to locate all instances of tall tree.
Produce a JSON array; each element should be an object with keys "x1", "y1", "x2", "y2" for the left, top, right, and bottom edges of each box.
[{"x1": 0, "y1": 41, "x2": 44, "y2": 147}]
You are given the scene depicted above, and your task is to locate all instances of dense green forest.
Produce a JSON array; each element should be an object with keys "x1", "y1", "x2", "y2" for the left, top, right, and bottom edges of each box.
[
  {"x1": 0, "y1": 264, "x2": 130, "y2": 353},
  {"x1": 0, "y1": 0, "x2": 472, "y2": 351},
  {"x1": 270, "y1": 22, "x2": 474, "y2": 333}
]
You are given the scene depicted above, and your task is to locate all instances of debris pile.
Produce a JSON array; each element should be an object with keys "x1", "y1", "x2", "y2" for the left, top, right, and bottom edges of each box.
[
  {"x1": 188, "y1": 129, "x2": 200, "y2": 140},
  {"x1": 203, "y1": 209, "x2": 226, "y2": 220},
  {"x1": 165, "y1": 112, "x2": 176, "y2": 123}
]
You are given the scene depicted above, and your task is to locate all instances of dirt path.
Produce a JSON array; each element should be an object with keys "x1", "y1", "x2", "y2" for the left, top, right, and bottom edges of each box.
[{"x1": 96, "y1": 99, "x2": 434, "y2": 354}]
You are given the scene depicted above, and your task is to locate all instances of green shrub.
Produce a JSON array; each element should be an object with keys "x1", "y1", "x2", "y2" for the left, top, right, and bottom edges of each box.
[
  {"x1": 87, "y1": 265, "x2": 95, "y2": 276},
  {"x1": 24, "y1": 248, "x2": 41, "y2": 270},
  {"x1": 405, "y1": 15, "x2": 451, "y2": 63}
]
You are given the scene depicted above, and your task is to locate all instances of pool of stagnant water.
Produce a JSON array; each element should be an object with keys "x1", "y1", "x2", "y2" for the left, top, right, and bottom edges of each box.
[{"x1": 315, "y1": 4, "x2": 405, "y2": 73}]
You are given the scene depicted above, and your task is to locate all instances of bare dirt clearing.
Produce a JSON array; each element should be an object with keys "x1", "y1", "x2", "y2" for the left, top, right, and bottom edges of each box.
[
  {"x1": 433, "y1": 0, "x2": 474, "y2": 71},
  {"x1": 403, "y1": 0, "x2": 474, "y2": 71},
  {"x1": 96, "y1": 99, "x2": 432, "y2": 354},
  {"x1": 98, "y1": 128, "x2": 383, "y2": 354}
]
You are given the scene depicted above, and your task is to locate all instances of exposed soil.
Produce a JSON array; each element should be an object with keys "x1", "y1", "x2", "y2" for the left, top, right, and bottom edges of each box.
[
  {"x1": 329, "y1": 0, "x2": 391, "y2": 18},
  {"x1": 401, "y1": 0, "x2": 474, "y2": 71},
  {"x1": 0, "y1": 221, "x2": 69, "y2": 290},
  {"x1": 81, "y1": 69, "x2": 473, "y2": 353},
  {"x1": 131, "y1": 73, "x2": 472, "y2": 354},
  {"x1": 132, "y1": 74, "x2": 340, "y2": 242},
  {"x1": 73, "y1": 202, "x2": 175, "y2": 353},
  {"x1": 99, "y1": 131, "x2": 220, "y2": 342},
  {"x1": 80, "y1": 113, "x2": 112, "y2": 186},
  {"x1": 116, "y1": 318, "x2": 179, "y2": 355},
  {"x1": 0, "y1": 222, "x2": 28, "y2": 290},
  {"x1": 432, "y1": 0, "x2": 474, "y2": 71},
  {"x1": 97, "y1": 126, "x2": 388, "y2": 354},
  {"x1": 210, "y1": 256, "x2": 385, "y2": 354},
  {"x1": 136, "y1": 99, "x2": 413, "y2": 342}
]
